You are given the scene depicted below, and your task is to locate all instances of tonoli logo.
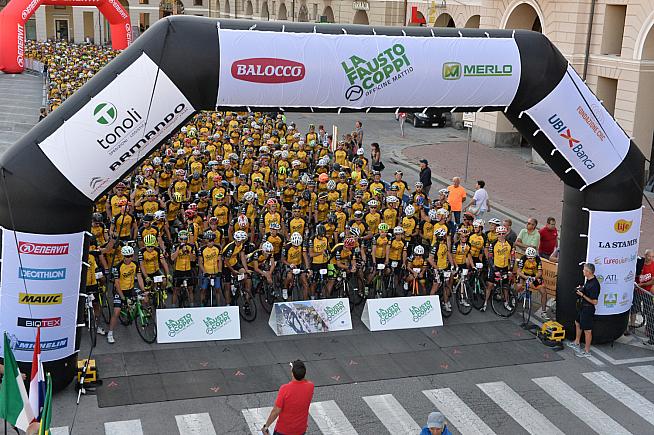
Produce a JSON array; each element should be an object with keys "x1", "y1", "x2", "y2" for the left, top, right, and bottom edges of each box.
[
  {"x1": 231, "y1": 58, "x2": 305, "y2": 84},
  {"x1": 94, "y1": 102, "x2": 117, "y2": 126},
  {"x1": 614, "y1": 219, "x2": 633, "y2": 234}
]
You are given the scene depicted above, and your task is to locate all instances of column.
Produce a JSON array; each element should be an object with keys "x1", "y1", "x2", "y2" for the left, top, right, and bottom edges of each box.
[
  {"x1": 72, "y1": 7, "x2": 85, "y2": 43},
  {"x1": 35, "y1": 7, "x2": 47, "y2": 41}
]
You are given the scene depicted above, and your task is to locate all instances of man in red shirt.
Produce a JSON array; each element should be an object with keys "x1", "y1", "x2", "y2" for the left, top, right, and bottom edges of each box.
[
  {"x1": 262, "y1": 360, "x2": 314, "y2": 435},
  {"x1": 538, "y1": 217, "x2": 558, "y2": 258}
]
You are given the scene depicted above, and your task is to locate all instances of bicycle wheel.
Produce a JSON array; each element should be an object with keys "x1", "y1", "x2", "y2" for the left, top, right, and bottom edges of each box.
[
  {"x1": 470, "y1": 276, "x2": 486, "y2": 310},
  {"x1": 178, "y1": 286, "x2": 189, "y2": 308},
  {"x1": 119, "y1": 304, "x2": 131, "y2": 325},
  {"x1": 520, "y1": 292, "x2": 532, "y2": 325},
  {"x1": 238, "y1": 290, "x2": 257, "y2": 322},
  {"x1": 455, "y1": 281, "x2": 473, "y2": 315},
  {"x1": 99, "y1": 289, "x2": 111, "y2": 324},
  {"x1": 490, "y1": 285, "x2": 517, "y2": 317},
  {"x1": 88, "y1": 306, "x2": 97, "y2": 348},
  {"x1": 135, "y1": 303, "x2": 157, "y2": 344},
  {"x1": 258, "y1": 282, "x2": 275, "y2": 314},
  {"x1": 348, "y1": 276, "x2": 363, "y2": 306}
]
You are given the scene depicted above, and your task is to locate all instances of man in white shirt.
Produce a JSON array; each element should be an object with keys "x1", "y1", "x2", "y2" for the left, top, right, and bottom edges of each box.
[{"x1": 467, "y1": 180, "x2": 490, "y2": 219}]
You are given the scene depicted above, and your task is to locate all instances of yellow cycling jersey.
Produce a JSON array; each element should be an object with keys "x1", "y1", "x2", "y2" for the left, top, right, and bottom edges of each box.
[
  {"x1": 431, "y1": 241, "x2": 449, "y2": 270},
  {"x1": 485, "y1": 230, "x2": 498, "y2": 248},
  {"x1": 518, "y1": 255, "x2": 542, "y2": 277},
  {"x1": 201, "y1": 245, "x2": 221, "y2": 274},
  {"x1": 263, "y1": 212, "x2": 282, "y2": 233},
  {"x1": 266, "y1": 233, "x2": 284, "y2": 255},
  {"x1": 109, "y1": 194, "x2": 128, "y2": 217},
  {"x1": 491, "y1": 240, "x2": 513, "y2": 269},
  {"x1": 365, "y1": 212, "x2": 382, "y2": 234},
  {"x1": 86, "y1": 254, "x2": 98, "y2": 286},
  {"x1": 114, "y1": 213, "x2": 133, "y2": 238},
  {"x1": 222, "y1": 241, "x2": 244, "y2": 268},
  {"x1": 283, "y1": 244, "x2": 304, "y2": 266},
  {"x1": 421, "y1": 221, "x2": 435, "y2": 244},
  {"x1": 335, "y1": 211, "x2": 347, "y2": 234},
  {"x1": 388, "y1": 238, "x2": 406, "y2": 261},
  {"x1": 451, "y1": 241, "x2": 471, "y2": 266},
  {"x1": 91, "y1": 224, "x2": 107, "y2": 246},
  {"x1": 174, "y1": 244, "x2": 194, "y2": 271},
  {"x1": 142, "y1": 200, "x2": 160, "y2": 215},
  {"x1": 469, "y1": 233, "x2": 486, "y2": 258},
  {"x1": 401, "y1": 216, "x2": 418, "y2": 236},
  {"x1": 315, "y1": 202, "x2": 330, "y2": 222},
  {"x1": 288, "y1": 217, "x2": 306, "y2": 236},
  {"x1": 431, "y1": 223, "x2": 449, "y2": 245},
  {"x1": 309, "y1": 236, "x2": 330, "y2": 264},
  {"x1": 118, "y1": 261, "x2": 137, "y2": 291},
  {"x1": 373, "y1": 234, "x2": 390, "y2": 260},
  {"x1": 173, "y1": 180, "x2": 188, "y2": 198},
  {"x1": 382, "y1": 208, "x2": 398, "y2": 229},
  {"x1": 213, "y1": 205, "x2": 230, "y2": 226},
  {"x1": 140, "y1": 247, "x2": 162, "y2": 275},
  {"x1": 407, "y1": 255, "x2": 426, "y2": 269}
]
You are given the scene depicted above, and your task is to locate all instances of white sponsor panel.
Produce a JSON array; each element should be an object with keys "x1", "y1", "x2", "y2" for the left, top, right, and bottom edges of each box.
[
  {"x1": 268, "y1": 298, "x2": 352, "y2": 336},
  {"x1": 217, "y1": 29, "x2": 521, "y2": 109},
  {"x1": 525, "y1": 65, "x2": 630, "y2": 186},
  {"x1": 38, "y1": 53, "x2": 194, "y2": 200},
  {"x1": 361, "y1": 295, "x2": 443, "y2": 331},
  {"x1": 0, "y1": 228, "x2": 84, "y2": 362},
  {"x1": 585, "y1": 208, "x2": 641, "y2": 315},
  {"x1": 156, "y1": 306, "x2": 240, "y2": 343}
]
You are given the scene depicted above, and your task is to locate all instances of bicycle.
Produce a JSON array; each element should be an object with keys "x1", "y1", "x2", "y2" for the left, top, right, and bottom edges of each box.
[
  {"x1": 432, "y1": 269, "x2": 452, "y2": 318},
  {"x1": 79, "y1": 292, "x2": 97, "y2": 348},
  {"x1": 288, "y1": 268, "x2": 305, "y2": 301},
  {"x1": 178, "y1": 278, "x2": 192, "y2": 308},
  {"x1": 469, "y1": 263, "x2": 487, "y2": 311},
  {"x1": 451, "y1": 267, "x2": 472, "y2": 315},
  {"x1": 490, "y1": 270, "x2": 517, "y2": 317},
  {"x1": 516, "y1": 277, "x2": 534, "y2": 327},
  {"x1": 230, "y1": 273, "x2": 257, "y2": 322},
  {"x1": 118, "y1": 289, "x2": 157, "y2": 344},
  {"x1": 96, "y1": 276, "x2": 112, "y2": 324},
  {"x1": 334, "y1": 270, "x2": 360, "y2": 311},
  {"x1": 146, "y1": 274, "x2": 167, "y2": 309},
  {"x1": 258, "y1": 273, "x2": 279, "y2": 314},
  {"x1": 407, "y1": 266, "x2": 426, "y2": 296},
  {"x1": 386, "y1": 260, "x2": 404, "y2": 297},
  {"x1": 369, "y1": 263, "x2": 390, "y2": 299}
]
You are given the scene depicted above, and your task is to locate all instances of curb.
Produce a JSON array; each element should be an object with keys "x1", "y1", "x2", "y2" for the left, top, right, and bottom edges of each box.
[{"x1": 389, "y1": 148, "x2": 531, "y2": 227}]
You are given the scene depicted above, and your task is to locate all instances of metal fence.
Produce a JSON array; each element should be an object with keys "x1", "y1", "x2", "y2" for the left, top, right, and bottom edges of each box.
[{"x1": 629, "y1": 284, "x2": 654, "y2": 343}]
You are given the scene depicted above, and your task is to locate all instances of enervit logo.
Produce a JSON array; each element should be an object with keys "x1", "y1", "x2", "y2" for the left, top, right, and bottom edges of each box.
[
  {"x1": 19, "y1": 293, "x2": 63, "y2": 305},
  {"x1": 13, "y1": 338, "x2": 68, "y2": 352},
  {"x1": 108, "y1": 0, "x2": 129, "y2": 19},
  {"x1": 614, "y1": 219, "x2": 633, "y2": 234},
  {"x1": 17, "y1": 317, "x2": 62, "y2": 328},
  {"x1": 231, "y1": 58, "x2": 305, "y2": 84},
  {"x1": 94, "y1": 102, "x2": 117, "y2": 126},
  {"x1": 18, "y1": 241, "x2": 69, "y2": 255},
  {"x1": 21, "y1": 0, "x2": 39, "y2": 20},
  {"x1": 442, "y1": 62, "x2": 513, "y2": 80},
  {"x1": 18, "y1": 267, "x2": 66, "y2": 280},
  {"x1": 17, "y1": 24, "x2": 24, "y2": 68},
  {"x1": 547, "y1": 114, "x2": 596, "y2": 170}
]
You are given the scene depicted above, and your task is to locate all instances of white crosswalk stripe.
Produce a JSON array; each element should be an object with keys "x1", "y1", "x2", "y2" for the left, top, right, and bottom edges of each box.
[
  {"x1": 583, "y1": 371, "x2": 654, "y2": 427},
  {"x1": 175, "y1": 413, "x2": 217, "y2": 435},
  {"x1": 363, "y1": 394, "x2": 421, "y2": 434},
  {"x1": 533, "y1": 376, "x2": 632, "y2": 435},
  {"x1": 630, "y1": 364, "x2": 654, "y2": 385},
  {"x1": 423, "y1": 388, "x2": 496, "y2": 435},
  {"x1": 242, "y1": 407, "x2": 276, "y2": 435},
  {"x1": 478, "y1": 381, "x2": 564, "y2": 435},
  {"x1": 309, "y1": 400, "x2": 358, "y2": 435},
  {"x1": 50, "y1": 428, "x2": 69, "y2": 435},
  {"x1": 104, "y1": 419, "x2": 144, "y2": 435}
]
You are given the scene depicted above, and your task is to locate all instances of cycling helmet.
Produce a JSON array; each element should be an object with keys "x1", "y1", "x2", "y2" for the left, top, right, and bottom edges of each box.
[
  {"x1": 270, "y1": 222, "x2": 281, "y2": 230},
  {"x1": 473, "y1": 219, "x2": 484, "y2": 228},
  {"x1": 350, "y1": 226, "x2": 361, "y2": 238},
  {"x1": 393, "y1": 226, "x2": 404, "y2": 235},
  {"x1": 266, "y1": 198, "x2": 277, "y2": 207},
  {"x1": 176, "y1": 169, "x2": 186, "y2": 177},
  {"x1": 386, "y1": 195, "x2": 399, "y2": 204},
  {"x1": 154, "y1": 210, "x2": 166, "y2": 220},
  {"x1": 115, "y1": 182, "x2": 126, "y2": 189},
  {"x1": 214, "y1": 192, "x2": 225, "y2": 200},
  {"x1": 327, "y1": 212, "x2": 337, "y2": 224},
  {"x1": 405, "y1": 204, "x2": 415, "y2": 216},
  {"x1": 434, "y1": 228, "x2": 447, "y2": 238},
  {"x1": 359, "y1": 179, "x2": 368, "y2": 186},
  {"x1": 273, "y1": 150, "x2": 283, "y2": 158},
  {"x1": 290, "y1": 232, "x2": 303, "y2": 246},
  {"x1": 234, "y1": 230, "x2": 248, "y2": 242},
  {"x1": 121, "y1": 245, "x2": 134, "y2": 256},
  {"x1": 176, "y1": 149, "x2": 185, "y2": 156},
  {"x1": 525, "y1": 247, "x2": 537, "y2": 258},
  {"x1": 428, "y1": 209, "x2": 438, "y2": 221},
  {"x1": 316, "y1": 224, "x2": 326, "y2": 236},
  {"x1": 438, "y1": 188, "x2": 449, "y2": 196},
  {"x1": 184, "y1": 209, "x2": 196, "y2": 219},
  {"x1": 261, "y1": 241, "x2": 274, "y2": 253},
  {"x1": 318, "y1": 173, "x2": 329, "y2": 183},
  {"x1": 92, "y1": 212, "x2": 103, "y2": 223},
  {"x1": 356, "y1": 148, "x2": 365, "y2": 156},
  {"x1": 188, "y1": 202, "x2": 198, "y2": 211},
  {"x1": 143, "y1": 234, "x2": 157, "y2": 247},
  {"x1": 292, "y1": 159, "x2": 301, "y2": 167},
  {"x1": 208, "y1": 216, "x2": 218, "y2": 225},
  {"x1": 145, "y1": 189, "x2": 156, "y2": 196},
  {"x1": 152, "y1": 157, "x2": 162, "y2": 166},
  {"x1": 496, "y1": 225, "x2": 508, "y2": 235},
  {"x1": 378, "y1": 223, "x2": 390, "y2": 232},
  {"x1": 368, "y1": 199, "x2": 379, "y2": 208},
  {"x1": 436, "y1": 208, "x2": 449, "y2": 217},
  {"x1": 353, "y1": 210, "x2": 363, "y2": 219},
  {"x1": 414, "y1": 245, "x2": 425, "y2": 256},
  {"x1": 178, "y1": 230, "x2": 189, "y2": 240},
  {"x1": 142, "y1": 213, "x2": 154, "y2": 223},
  {"x1": 327, "y1": 180, "x2": 336, "y2": 190},
  {"x1": 302, "y1": 190, "x2": 311, "y2": 201},
  {"x1": 344, "y1": 238, "x2": 357, "y2": 249},
  {"x1": 488, "y1": 218, "x2": 501, "y2": 225},
  {"x1": 237, "y1": 214, "x2": 249, "y2": 227},
  {"x1": 457, "y1": 227, "x2": 470, "y2": 236},
  {"x1": 243, "y1": 191, "x2": 255, "y2": 202},
  {"x1": 415, "y1": 181, "x2": 423, "y2": 188}
]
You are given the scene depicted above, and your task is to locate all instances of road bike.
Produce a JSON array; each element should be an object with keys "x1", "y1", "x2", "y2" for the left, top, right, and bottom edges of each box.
[
  {"x1": 80, "y1": 292, "x2": 98, "y2": 348},
  {"x1": 490, "y1": 270, "x2": 517, "y2": 318},
  {"x1": 469, "y1": 263, "x2": 487, "y2": 311},
  {"x1": 118, "y1": 289, "x2": 157, "y2": 344},
  {"x1": 517, "y1": 277, "x2": 533, "y2": 327},
  {"x1": 288, "y1": 268, "x2": 305, "y2": 301},
  {"x1": 231, "y1": 273, "x2": 257, "y2": 322},
  {"x1": 407, "y1": 266, "x2": 426, "y2": 297},
  {"x1": 451, "y1": 267, "x2": 472, "y2": 315},
  {"x1": 432, "y1": 269, "x2": 452, "y2": 318},
  {"x1": 258, "y1": 272, "x2": 279, "y2": 314},
  {"x1": 178, "y1": 278, "x2": 192, "y2": 308},
  {"x1": 145, "y1": 274, "x2": 167, "y2": 309},
  {"x1": 369, "y1": 263, "x2": 391, "y2": 299},
  {"x1": 334, "y1": 270, "x2": 361, "y2": 311}
]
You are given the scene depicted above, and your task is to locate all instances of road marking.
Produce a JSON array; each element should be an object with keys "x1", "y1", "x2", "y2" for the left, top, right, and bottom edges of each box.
[
  {"x1": 583, "y1": 371, "x2": 654, "y2": 426},
  {"x1": 363, "y1": 394, "x2": 421, "y2": 434},
  {"x1": 310, "y1": 400, "x2": 358, "y2": 435},
  {"x1": 477, "y1": 381, "x2": 564, "y2": 435},
  {"x1": 591, "y1": 347, "x2": 654, "y2": 365},
  {"x1": 533, "y1": 376, "x2": 631, "y2": 435},
  {"x1": 104, "y1": 419, "x2": 144, "y2": 435},
  {"x1": 242, "y1": 407, "x2": 276, "y2": 435},
  {"x1": 175, "y1": 413, "x2": 217, "y2": 435},
  {"x1": 423, "y1": 388, "x2": 496, "y2": 434},
  {"x1": 630, "y1": 365, "x2": 654, "y2": 385},
  {"x1": 50, "y1": 428, "x2": 69, "y2": 435}
]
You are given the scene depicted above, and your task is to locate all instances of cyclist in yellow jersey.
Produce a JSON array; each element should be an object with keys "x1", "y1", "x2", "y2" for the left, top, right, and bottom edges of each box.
[
  {"x1": 222, "y1": 230, "x2": 250, "y2": 305},
  {"x1": 106, "y1": 182, "x2": 129, "y2": 218},
  {"x1": 199, "y1": 231, "x2": 224, "y2": 306},
  {"x1": 449, "y1": 228, "x2": 473, "y2": 309},
  {"x1": 429, "y1": 228, "x2": 451, "y2": 306},
  {"x1": 421, "y1": 209, "x2": 438, "y2": 246},
  {"x1": 364, "y1": 200, "x2": 382, "y2": 239},
  {"x1": 484, "y1": 225, "x2": 515, "y2": 312},
  {"x1": 307, "y1": 225, "x2": 330, "y2": 298},
  {"x1": 469, "y1": 219, "x2": 488, "y2": 265},
  {"x1": 516, "y1": 247, "x2": 548, "y2": 318},
  {"x1": 85, "y1": 250, "x2": 106, "y2": 336},
  {"x1": 107, "y1": 245, "x2": 144, "y2": 344},
  {"x1": 406, "y1": 245, "x2": 428, "y2": 295},
  {"x1": 401, "y1": 205, "x2": 420, "y2": 242},
  {"x1": 265, "y1": 222, "x2": 285, "y2": 261},
  {"x1": 383, "y1": 196, "x2": 400, "y2": 228},
  {"x1": 171, "y1": 230, "x2": 196, "y2": 307},
  {"x1": 282, "y1": 233, "x2": 309, "y2": 300},
  {"x1": 91, "y1": 213, "x2": 108, "y2": 247},
  {"x1": 111, "y1": 203, "x2": 137, "y2": 241}
]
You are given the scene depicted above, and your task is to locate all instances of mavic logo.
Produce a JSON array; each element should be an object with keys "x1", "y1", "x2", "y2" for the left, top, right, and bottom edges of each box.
[
  {"x1": 560, "y1": 129, "x2": 580, "y2": 148},
  {"x1": 93, "y1": 102, "x2": 117, "y2": 126},
  {"x1": 442, "y1": 62, "x2": 461, "y2": 80}
]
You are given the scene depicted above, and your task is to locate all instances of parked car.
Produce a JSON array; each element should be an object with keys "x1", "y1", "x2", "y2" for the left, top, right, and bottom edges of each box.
[{"x1": 395, "y1": 109, "x2": 446, "y2": 128}]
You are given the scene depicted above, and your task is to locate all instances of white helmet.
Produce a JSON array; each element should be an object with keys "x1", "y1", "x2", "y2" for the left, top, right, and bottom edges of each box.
[
  {"x1": 292, "y1": 159, "x2": 301, "y2": 167},
  {"x1": 434, "y1": 228, "x2": 447, "y2": 238},
  {"x1": 181, "y1": 126, "x2": 187, "y2": 133},
  {"x1": 473, "y1": 219, "x2": 484, "y2": 228},
  {"x1": 327, "y1": 180, "x2": 336, "y2": 190},
  {"x1": 386, "y1": 195, "x2": 399, "y2": 204},
  {"x1": 438, "y1": 188, "x2": 448, "y2": 195},
  {"x1": 177, "y1": 148, "x2": 185, "y2": 156},
  {"x1": 393, "y1": 226, "x2": 404, "y2": 235},
  {"x1": 152, "y1": 157, "x2": 162, "y2": 166},
  {"x1": 525, "y1": 247, "x2": 537, "y2": 258},
  {"x1": 405, "y1": 205, "x2": 415, "y2": 216},
  {"x1": 121, "y1": 245, "x2": 134, "y2": 256},
  {"x1": 244, "y1": 191, "x2": 255, "y2": 202},
  {"x1": 261, "y1": 241, "x2": 274, "y2": 253},
  {"x1": 222, "y1": 159, "x2": 230, "y2": 165},
  {"x1": 154, "y1": 210, "x2": 166, "y2": 220},
  {"x1": 260, "y1": 145, "x2": 270, "y2": 154},
  {"x1": 436, "y1": 208, "x2": 449, "y2": 217},
  {"x1": 414, "y1": 245, "x2": 425, "y2": 255},
  {"x1": 496, "y1": 225, "x2": 508, "y2": 235},
  {"x1": 273, "y1": 150, "x2": 283, "y2": 158},
  {"x1": 428, "y1": 209, "x2": 438, "y2": 220},
  {"x1": 237, "y1": 214, "x2": 249, "y2": 227},
  {"x1": 489, "y1": 218, "x2": 501, "y2": 225},
  {"x1": 368, "y1": 199, "x2": 379, "y2": 208},
  {"x1": 234, "y1": 230, "x2": 248, "y2": 242},
  {"x1": 356, "y1": 148, "x2": 365, "y2": 156},
  {"x1": 281, "y1": 150, "x2": 289, "y2": 159},
  {"x1": 349, "y1": 227, "x2": 361, "y2": 238},
  {"x1": 290, "y1": 232, "x2": 303, "y2": 246}
]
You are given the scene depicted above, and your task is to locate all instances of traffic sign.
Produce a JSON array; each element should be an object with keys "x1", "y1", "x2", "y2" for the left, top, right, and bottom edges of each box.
[{"x1": 462, "y1": 112, "x2": 476, "y2": 122}]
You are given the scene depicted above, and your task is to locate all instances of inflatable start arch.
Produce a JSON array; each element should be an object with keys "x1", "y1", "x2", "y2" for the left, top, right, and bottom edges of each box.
[
  {"x1": 0, "y1": 17, "x2": 645, "y2": 389},
  {"x1": 0, "y1": 0, "x2": 131, "y2": 74}
]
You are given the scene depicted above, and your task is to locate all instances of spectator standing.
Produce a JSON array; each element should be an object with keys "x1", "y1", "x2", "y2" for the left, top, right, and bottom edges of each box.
[
  {"x1": 355, "y1": 120, "x2": 364, "y2": 147},
  {"x1": 420, "y1": 412, "x2": 451, "y2": 435},
  {"x1": 568, "y1": 263, "x2": 600, "y2": 357},
  {"x1": 262, "y1": 360, "x2": 314, "y2": 435},
  {"x1": 538, "y1": 217, "x2": 558, "y2": 258},
  {"x1": 503, "y1": 218, "x2": 517, "y2": 245},
  {"x1": 38, "y1": 107, "x2": 47, "y2": 122},
  {"x1": 515, "y1": 218, "x2": 540, "y2": 251},
  {"x1": 370, "y1": 142, "x2": 384, "y2": 172},
  {"x1": 467, "y1": 180, "x2": 490, "y2": 219},
  {"x1": 447, "y1": 177, "x2": 466, "y2": 224},
  {"x1": 419, "y1": 159, "x2": 433, "y2": 197},
  {"x1": 637, "y1": 249, "x2": 654, "y2": 345}
]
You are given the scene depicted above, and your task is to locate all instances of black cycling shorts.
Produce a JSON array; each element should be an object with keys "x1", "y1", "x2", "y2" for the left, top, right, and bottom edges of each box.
[
  {"x1": 577, "y1": 307, "x2": 595, "y2": 331},
  {"x1": 173, "y1": 270, "x2": 193, "y2": 286}
]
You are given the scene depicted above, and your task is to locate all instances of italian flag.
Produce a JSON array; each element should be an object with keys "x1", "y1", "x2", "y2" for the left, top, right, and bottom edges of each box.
[{"x1": 0, "y1": 332, "x2": 35, "y2": 431}]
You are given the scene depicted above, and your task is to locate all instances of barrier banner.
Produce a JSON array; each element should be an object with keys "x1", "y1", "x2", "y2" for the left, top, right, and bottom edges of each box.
[
  {"x1": 38, "y1": 53, "x2": 194, "y2": 200},
  {"x1": 268, "y1": 298, "x2": 353, "y2": 336},
  {"x1": 361, "y1": 295, "x2": 443, "y2": 331},
  {"x1": 0, "y1": 228, "x2": 84, "y2": 362},
  {"x1": 525, "y1": 65, "x2": 630, "y2": 186},
  {"x1": 156, "y1": 306, "x2": 240, "y2": 343},
  {"x1": 217, "y1": 29, "x2": 521, "y2": 109},
  {"x1": 585, "y1": 208, "x2": 642, "y2": 315}
]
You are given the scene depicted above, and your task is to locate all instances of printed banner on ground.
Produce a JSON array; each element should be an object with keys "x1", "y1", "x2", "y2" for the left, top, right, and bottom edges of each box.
[
  {"x1": 268, "y1": 298, "x2": 353, "y2": 336},
  {"x1": 585, "y1": 208, "x2": 642, "y2": 315},
  {"x1": 361, "y1": 295, "x2": 443, "y2": 331},
  {"x1": 0, "y1": 228, "x2": 84, "y2": 362},
  {"x1": 156, "y1": 306, "x2": 240, "y2": 343},
  {"x1": 217, "y1": 29, "x2": 521, "y2": 109},
  {"x1": 38, "y1": 53, "x2": 194, "y2": 200},
  {"x1": 525, "y1": 65, "x2": 630, "y2": 186}
]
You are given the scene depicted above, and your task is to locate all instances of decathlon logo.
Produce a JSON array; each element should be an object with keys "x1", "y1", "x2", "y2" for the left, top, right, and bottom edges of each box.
[
  {"x1": 231, "y1": 58, "x2": 305, "y2": 84},
  {"x1": 18, "y1": 241, "x2": 69, "y2": 255},
  {"x1": 18, "y1": 267, "x2": 66, "y2": 280},
  {"x1": 94, "y1": 102, "x2": 117, "y2": 126}
]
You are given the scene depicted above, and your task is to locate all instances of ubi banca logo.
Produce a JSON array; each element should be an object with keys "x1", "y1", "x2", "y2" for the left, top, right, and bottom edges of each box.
[
  {"x1": 94, "y1": 102, "x2": 117, "y2": 125},
  {"x1": 231, "y1": 58, "x2": 305, "y2": 84},
  {"x1": 547, "y1": 114, "x2": 595, "y2": 169}
]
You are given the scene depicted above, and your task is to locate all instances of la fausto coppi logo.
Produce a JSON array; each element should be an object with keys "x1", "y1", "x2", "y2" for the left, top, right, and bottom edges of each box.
[{"x1": 341, "y1": 44, "x2": 413, "y2": 101}]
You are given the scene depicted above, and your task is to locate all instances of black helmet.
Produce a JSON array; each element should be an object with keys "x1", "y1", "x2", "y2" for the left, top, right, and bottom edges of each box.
[
  {"x1": 327, "y1": 212, "x2": 337, "y2": 224},
  {"x1": 142, "y1": 213, "x2": 154, "y2": 223},
  {"x1": 302, "y1": 190, "x2": 311, "y2": 201},
  {"x1": 92, "y1": 212, "x2": 103, "y2": 223},
  {"x1": 316, "y1": 224, "x2": 326, "y2": 236}
]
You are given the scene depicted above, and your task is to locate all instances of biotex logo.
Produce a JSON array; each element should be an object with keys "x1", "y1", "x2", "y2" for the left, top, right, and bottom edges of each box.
[
  {"x1": 165, "y1": 313, "x2": 193, "y2": 337},
  {"x1": 325, "y1": 300, "x2": 346, "y2": 321},
  {"x1": 94, "y1": 102, "x2": 117, "y2": 126},
  {"x1": 204, "y1": 311, "x2": 231, "y2": 335},
  {"x1": 376, "y1": 303, "x2": 401, "y2": 325},
  {"x1": 410, "y1": 300, "x2": 433, "y2": 322},
  {"x1": 442, "y1": 62, "x2": 513, "y2": 80}
]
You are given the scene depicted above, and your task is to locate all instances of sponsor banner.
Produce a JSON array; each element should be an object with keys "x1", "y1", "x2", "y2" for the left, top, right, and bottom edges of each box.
[
  {"x1": 156, "y1": 306, "x2": 240, "y2": 343},
  {"x1": 0, "y1": 228, "x2": 84, "y2": 362},
  {"x1": 361, "y1": 295, "x2": 443, "y2": 331},
  {"x1": 38, "y1": 53, "x2": 194, "y2": 200},
  {"x1": 525, "y1": 65, "x2": 630, "y2": 186},
  {"x1": 217, "y1": 29, "x2": 521, "y2": 109},
  {"x1": 585, "y1": 208, "x2": 642, "y2": 315},
  {"x1": 268, "y1": 298, "x2": 353, "y2": 336}
]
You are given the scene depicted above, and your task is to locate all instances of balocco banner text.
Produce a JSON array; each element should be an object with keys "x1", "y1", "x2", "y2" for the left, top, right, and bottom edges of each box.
[
  {"x1": 156, "y1": 306, "x2": 240, "y2": 343},
  {"x1": 217, "y1": 29, "x2": 521, "y2": 109},
  {"x1": 585, "y1": 208, "x2": 642, "y2": 315},
  {"x1": 361, "y1": 295, "x2": 443, "y2": 331},
  {"x1": 0, "y1": 228, "x2": 84, "y2": 362}
]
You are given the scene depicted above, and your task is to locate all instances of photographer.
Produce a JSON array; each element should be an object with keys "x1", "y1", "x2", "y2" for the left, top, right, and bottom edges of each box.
[{"x1": 568, "y1": 263, "x2": 600, "y2": 357}]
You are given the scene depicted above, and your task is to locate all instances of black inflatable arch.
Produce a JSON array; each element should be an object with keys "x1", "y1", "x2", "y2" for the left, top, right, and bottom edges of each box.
[{"x1": 0, "y1": 17, "x2": 644, "y2": 389}]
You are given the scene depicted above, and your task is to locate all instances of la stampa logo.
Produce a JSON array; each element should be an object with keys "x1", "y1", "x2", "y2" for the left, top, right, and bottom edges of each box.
[{"x1": 94, "y1": 102, "x2": 117, "y2": 126}]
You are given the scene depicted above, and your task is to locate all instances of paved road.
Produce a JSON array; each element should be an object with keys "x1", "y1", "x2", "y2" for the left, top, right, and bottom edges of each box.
[{"x1": 0, "y1": 71, "x2": 44, "y2": 152}]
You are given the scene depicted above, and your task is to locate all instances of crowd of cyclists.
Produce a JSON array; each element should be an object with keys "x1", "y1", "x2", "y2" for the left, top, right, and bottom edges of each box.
[{"x1": 27, "y1": 41, "x2": 552, "y2": 345}]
